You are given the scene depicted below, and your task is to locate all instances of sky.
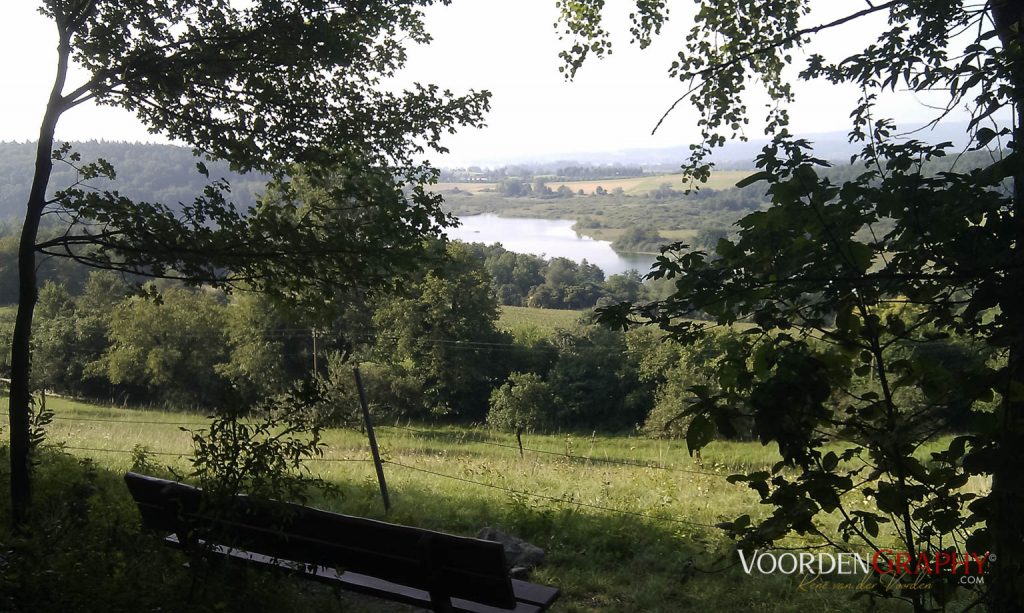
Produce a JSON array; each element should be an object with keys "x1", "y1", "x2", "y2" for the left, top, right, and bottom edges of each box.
[{"x1": 0, "y1": 1, "x2": 967, "y2": 167}]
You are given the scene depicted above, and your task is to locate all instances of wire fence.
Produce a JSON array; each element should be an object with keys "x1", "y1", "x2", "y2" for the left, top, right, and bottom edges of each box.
[
  {"x1": 42, "y1": 443, "x2": 188, "y2": 457},
  {"x1": 6, "y1": 410, "x2": 733, "y2": 479},
  {"x1": 33, "y1": 440, "x2": 724, "y2": 530},
  {"x1": 13, "y1": 407, "x2": 742, "y2": 531},
  {"x1": 40, "y1": 414, "x2": 210, "y2": 426},
  {"x1": 380, "y1": 423, "x2": 735, "y2": 479},
  {"x1": 41, "y1": 444, "x2": 377, "y2": 464}
]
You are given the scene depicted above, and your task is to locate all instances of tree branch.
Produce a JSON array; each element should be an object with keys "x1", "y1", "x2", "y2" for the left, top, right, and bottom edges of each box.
[{"x1": 653, "y1": 0, "x2": 904, "y2": 134}]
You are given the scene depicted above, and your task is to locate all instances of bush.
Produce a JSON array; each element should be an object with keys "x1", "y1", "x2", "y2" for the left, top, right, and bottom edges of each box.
[
  {"x1": 487, "y1": 372, "x2": 552, "y2": 433},
  {"x1": 322, "y1": 357, "x2": 425, "y2": 422}
]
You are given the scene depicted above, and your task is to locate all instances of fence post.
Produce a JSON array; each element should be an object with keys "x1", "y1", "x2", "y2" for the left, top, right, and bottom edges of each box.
[{"x1": 353, "y1": 365, "x2": 390, "y2": 512}]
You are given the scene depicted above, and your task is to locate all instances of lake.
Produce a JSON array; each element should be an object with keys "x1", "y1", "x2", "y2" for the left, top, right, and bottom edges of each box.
[{"x1": 446, "y1": 214, "x2": 657, "y2": 277}]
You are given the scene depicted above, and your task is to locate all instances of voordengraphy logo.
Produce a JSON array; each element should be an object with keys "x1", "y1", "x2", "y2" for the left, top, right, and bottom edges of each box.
[
  {"x1": 738, "y1": 549, "x2": 992, "y2": 586},
  {"x1": 738, "y1": 550, "x2": 873, "y2": 576},
  {"x1": 871, "y1": 549, "x2": 991, "y2": 577}
]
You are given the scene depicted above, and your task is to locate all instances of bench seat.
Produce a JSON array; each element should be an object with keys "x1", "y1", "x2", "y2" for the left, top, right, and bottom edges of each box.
[{"x1": 125, "y1": 472, "x2": 559, "y2": 612}]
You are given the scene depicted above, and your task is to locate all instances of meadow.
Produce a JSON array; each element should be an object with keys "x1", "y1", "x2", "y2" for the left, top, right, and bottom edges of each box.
[
  {"x1": 0, "y1": 392, "x2": 973, "y2": 612},
  {"x1": 498, "y1": 305, "x2": 586, "y2": 336}
]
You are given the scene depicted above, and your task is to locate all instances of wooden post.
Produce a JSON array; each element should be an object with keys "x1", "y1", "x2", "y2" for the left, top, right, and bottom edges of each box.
[
  {"x1": 353, "y1": 366, "x2": 390, "y2": 512},
  {"x1": 311, "y1": 328, "x2": 318, "y2": 375}
]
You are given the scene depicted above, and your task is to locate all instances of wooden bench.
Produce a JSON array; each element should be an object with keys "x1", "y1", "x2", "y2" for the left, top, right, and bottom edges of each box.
[{"x1": 124, "y1": 472, "x2": 559, "y2": 613}]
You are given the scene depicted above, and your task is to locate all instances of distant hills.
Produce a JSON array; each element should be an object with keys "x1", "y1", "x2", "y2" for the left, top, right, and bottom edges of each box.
[
  {"x1": 0, "y1": 141, "x2": 268, "y2": 221},
  {"x1": 1, "y1": 121, "x2": 982, "y2": 221},
  {"x1": 456, "y1": 121, "x2": 979, "y2": 169}
]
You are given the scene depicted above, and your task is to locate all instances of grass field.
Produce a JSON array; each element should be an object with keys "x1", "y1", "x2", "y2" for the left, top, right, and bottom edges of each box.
[
  {"x1": 436, "y1": 170, "x2": 753, "y2": 197},
  {"x1": 1, "y1": 392, "x2": 980, "y2": 612},
  {"x1": 498, "y1": 305, "x2": 586, "y2": 337}
]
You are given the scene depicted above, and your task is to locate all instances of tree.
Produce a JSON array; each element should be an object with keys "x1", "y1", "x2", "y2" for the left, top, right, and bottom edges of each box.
[
  {"x1": 8, "y1": 0, "x2": 488, "y2": 525},
  {"x1": 487, "y1": 372, "x2": 553, "y2": 434},
  {"x1": 533, "y1": 178, "x2": 553, "y2": 196},
  {"x1": 29, "y1": 271, "x2": 129, "y2": 398},
  {"x1": 29, "y1": 282, "x2": 78, "y2": 394},
  {"x1": 371, "y1": 242, "x2": 508, "y2": 419},
  {"x1": 600, "y1": 270, "x2": 645, "y2": 305},
  {"x1": 100, "y1": 285, "x2": 229, "y2": 408},
  {"x1": 547, "y1": 325, "x2": 646, "y2": 430},
  {"x1": 610, "y1": 226, "x2": 668, "y2": 253},
  {"x1": 216, "y1": 292, "x2": 315, "y2": 406},
  {"x1": 560, "y1": 0, "x2": 1024, "y2": 610}
]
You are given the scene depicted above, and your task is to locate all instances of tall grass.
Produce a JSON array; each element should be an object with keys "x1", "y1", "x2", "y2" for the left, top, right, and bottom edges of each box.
[
  {"x1": 1, "y1": 394, "x2": 973, "y2": 611},
  {"x1": 498, "y1": 305, "x2": 585, "y2": 337}
]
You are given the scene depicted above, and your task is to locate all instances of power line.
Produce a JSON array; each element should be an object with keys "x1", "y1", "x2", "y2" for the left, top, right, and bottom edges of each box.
[
  {"x1": 384, "y1": 459, "x2": 722, "y2": 530},
  {"x1": 12, "y1": 323, "x2": 570, "y2": 360}
]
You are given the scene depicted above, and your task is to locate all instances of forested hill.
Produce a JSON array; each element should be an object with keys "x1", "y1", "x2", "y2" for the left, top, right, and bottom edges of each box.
[{"x1": 0, "y1": 141, "x2": 269, "y2": 220}]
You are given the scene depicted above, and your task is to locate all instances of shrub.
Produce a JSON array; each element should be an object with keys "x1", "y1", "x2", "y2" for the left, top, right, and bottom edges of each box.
[{"x1": 487, "y1": 372, "x2": 552, "y2": 433}]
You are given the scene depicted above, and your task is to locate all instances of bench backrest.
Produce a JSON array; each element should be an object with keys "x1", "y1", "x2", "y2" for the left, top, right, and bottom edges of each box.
[{"x1": 124, "y1": 472, "x2": 516, "y2": 609}]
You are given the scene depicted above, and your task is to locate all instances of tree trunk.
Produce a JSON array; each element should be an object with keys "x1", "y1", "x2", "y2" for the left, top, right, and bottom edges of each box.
[
  {"x1": 7, "y1": 31, "x2": 71, "y2": 527},
  {"x1": 989, "y1": 2, "x2": 1024, "y2": 609},
  {"x1": 989, "y1": 126, "x2": 1024, "y2": 609}
]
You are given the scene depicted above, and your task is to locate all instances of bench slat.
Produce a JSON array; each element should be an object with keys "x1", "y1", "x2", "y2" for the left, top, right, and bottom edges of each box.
[
  {"x1": 125, "y1": 473, "x2": 557, "y2": 611},
  {"x1": 509, "y1": 579, "x2": 561, "y2": 609},
  {"x1": 165, "y1": 535, "x2": 546, "y2": 613}
]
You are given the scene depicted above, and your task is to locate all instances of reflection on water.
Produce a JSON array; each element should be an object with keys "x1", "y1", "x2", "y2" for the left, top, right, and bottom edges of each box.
[{"x1": 446, "y1": 214, "x2": 656, "y2": 277}]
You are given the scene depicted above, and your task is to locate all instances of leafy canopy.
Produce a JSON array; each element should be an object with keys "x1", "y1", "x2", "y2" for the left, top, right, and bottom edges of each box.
[
  {"x1": 6, "y1": 0, "x2": 490, "y2": 526},
  {"x1": 33, "y1": 0, "x2": 493, "y2": 312},
  {"x1": 558, "y1": 0, "x2": 1024, "y2": 609}
]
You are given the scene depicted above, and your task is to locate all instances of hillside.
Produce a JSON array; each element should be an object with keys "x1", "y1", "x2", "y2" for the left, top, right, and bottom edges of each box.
[
  {"x1": 0, "y1": 141, "x2": 269, "y2": 220},
  {"x1": 6, "y1": 394, "x2": 952, "y2": 612}
]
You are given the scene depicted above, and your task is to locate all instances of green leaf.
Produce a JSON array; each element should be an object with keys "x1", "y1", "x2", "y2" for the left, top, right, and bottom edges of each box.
[
  {"x1": 735, "y1": 171, "x2": 771, "y2": 188},
  {"x1": 822, "y1": 451, "x2": 838, "y2": 471},
  {"x1": 847, "y1": 242, "x2": 874, "y2": 272},
  {"x1": 975, "y1": 127, "x2": 997, "y2": 148},
  {"x1": 874, "y1": 482, "x2": 904, "y2": 514},
  {"x1": 835, "y1": 306, "x2": 861, "y2": 335},
  {"x1": 863, "y1": 514, "x2": 879, "y2": 538},
  {"x1": 686, "y1": 414, "x2": 715, "y2": 456}
]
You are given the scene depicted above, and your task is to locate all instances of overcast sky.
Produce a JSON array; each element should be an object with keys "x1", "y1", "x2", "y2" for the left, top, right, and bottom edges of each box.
[{"x1": 0, "y1": 1, "x2": 965, "y2": 166}]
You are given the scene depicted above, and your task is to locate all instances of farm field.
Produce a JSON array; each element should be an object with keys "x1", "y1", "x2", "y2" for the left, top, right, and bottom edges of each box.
[
  {"x1": 498, "y1": 305, "x2": 586, "y2": 336},
  {"x1": 436, "y1": 170, "x2": 753, "y2": 196},
  {"x1": 1, "y1": 393, "x2": 975, "y2": 612}
]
